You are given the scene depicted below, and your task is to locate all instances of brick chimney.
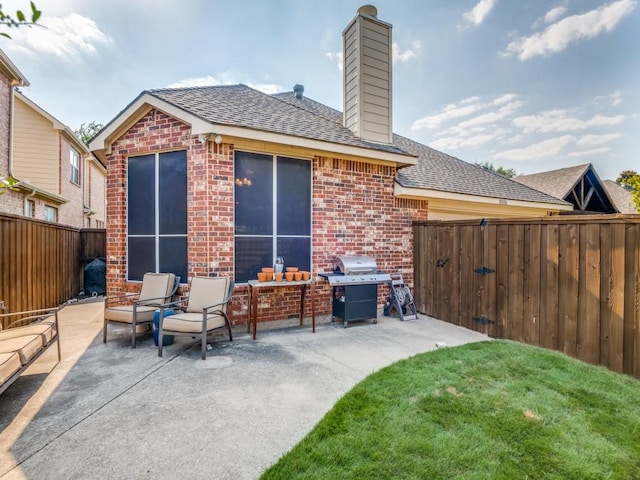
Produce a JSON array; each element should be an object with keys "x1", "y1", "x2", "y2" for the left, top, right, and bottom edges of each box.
[{"x1": 343, "y1": 5, "x2": 393, "y2": 145}]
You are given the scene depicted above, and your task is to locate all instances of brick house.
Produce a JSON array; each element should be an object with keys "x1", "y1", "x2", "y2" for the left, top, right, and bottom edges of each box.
[
  {"x1": 90, "y1": 6, "x2": 570, "y2": 326},
  {"x1": 0, "y1": 48, "x2": 106, "y2": 229}
]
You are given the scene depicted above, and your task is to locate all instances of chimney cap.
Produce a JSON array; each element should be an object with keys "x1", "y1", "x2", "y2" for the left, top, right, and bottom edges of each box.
[
  {"x1": 293, "y1": 84, "x2": 304, "y2": 99},
  {"x1": 357, "y1": 5, "x2": 378, "y2": 17}
]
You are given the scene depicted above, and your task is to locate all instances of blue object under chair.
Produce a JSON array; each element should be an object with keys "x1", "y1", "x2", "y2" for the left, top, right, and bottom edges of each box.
[{"x1": 153, "y1": 309, "x2": 175, "y2": 346}]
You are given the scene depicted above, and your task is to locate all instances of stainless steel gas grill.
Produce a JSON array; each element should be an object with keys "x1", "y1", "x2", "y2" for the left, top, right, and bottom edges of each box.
[{"x1": 319, "y1": 255, "x2": 392, "y2": 328}]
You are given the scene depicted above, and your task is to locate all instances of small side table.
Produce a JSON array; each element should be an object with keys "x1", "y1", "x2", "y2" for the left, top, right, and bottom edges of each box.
[{"x1": 247, "y1": 279, "x2": 315, "y2": 340}]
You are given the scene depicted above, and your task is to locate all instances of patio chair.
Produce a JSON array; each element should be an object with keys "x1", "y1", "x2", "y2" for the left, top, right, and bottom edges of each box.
[
  {"x1": 103, "y1": 273, "x2": 179, "y2": 348},
  {"x1": 157, "y1": 276, "x2": 234, "y2": 360}
]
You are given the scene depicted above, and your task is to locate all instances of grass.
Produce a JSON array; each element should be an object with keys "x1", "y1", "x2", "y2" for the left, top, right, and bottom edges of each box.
[{"x1": 262, "y1": 340, "x2": 640, "y2": 479}]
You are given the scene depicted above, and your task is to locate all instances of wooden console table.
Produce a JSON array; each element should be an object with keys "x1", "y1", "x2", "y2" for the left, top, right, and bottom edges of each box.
[{"x1": 247, "y1": 279, "x2": 315, "y2": 340}]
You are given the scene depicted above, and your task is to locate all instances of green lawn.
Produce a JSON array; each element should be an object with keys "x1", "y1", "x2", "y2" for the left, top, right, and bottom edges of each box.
[{"x1": 262, "y1": 340, "x2": 640, "y2": 479}]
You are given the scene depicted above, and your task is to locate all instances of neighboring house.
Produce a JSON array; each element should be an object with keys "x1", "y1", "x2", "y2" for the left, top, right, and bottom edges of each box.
[
  {"x1": 89, "y1": 6, "x2": 571, "y2": 324},
  {"x1": 0, "y1": 48, "x2": 29, "y2": 209},
  {"x1": 603, "y1": 180, "x2": 637, "y2": 214},
  {"x1": 514, "y1": 163, "x2": 619, "y2": 214},
  {"x1": 0, "y1": 57, "x2": 107, "y2": 228}
]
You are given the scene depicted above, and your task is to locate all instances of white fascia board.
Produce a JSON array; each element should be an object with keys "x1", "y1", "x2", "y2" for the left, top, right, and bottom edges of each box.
[
  {"x1": 394, "y1": 183, "x2": 574, "y2": 212},
  {"x1": 89, "y1": 93, "x2": 416, "y2": 167},
  {"x1": 209, "y1": 125, "x2": 417, "y2": 166}
]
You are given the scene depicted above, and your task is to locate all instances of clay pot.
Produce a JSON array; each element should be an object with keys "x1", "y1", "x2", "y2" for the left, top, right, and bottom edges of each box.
[
  {"x1": 301, "y1": 271, "x2": 310, "y2": 281},
  {"x1": 285, "y1": 267, "x2": 298, "y2": 272},
  {"x1": 257, "y1": 272, "x2": 268, "y2": 282},
  {"x1": 274, "y1": 272, "x2": 284, "y2": 282},
  {"x1": 293, "y1": 272, "x2": 303, "y2": 281},
  {"x1": 285, "y1": 272, "x2": 295, "y2": 282}
]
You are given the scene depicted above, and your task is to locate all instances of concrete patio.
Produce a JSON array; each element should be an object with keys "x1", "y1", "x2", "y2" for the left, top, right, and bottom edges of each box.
[{"x1": 0, "y1": 300, "x2": 487, "y2": 479}]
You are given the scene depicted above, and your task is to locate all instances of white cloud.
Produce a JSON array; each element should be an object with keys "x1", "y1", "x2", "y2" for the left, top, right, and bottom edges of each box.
[
  {"x1": 393, "y1": 40, "x2": 421, "y2": 64},
  {"x1": 429, "y1": 133, "x2": 497, "y2": 151},
  {"x1": 576, "y1": 133, "x2": 622, "y2": 146},
  {"x1": 503, "y1": 134, "x2": 526, "y2": 145},
  {"x1": 506, "y1": 0, "x2": 636, "y2": 60},
  {"x1": 459, "y1": 100, "x2": 524, "y2": 128},
  {"x1": 494, "y1": 135, "x2": 576, "y2": 161},
  {"x1": 325, "y1": 51, "x2": 343, "y2": 71},
  {"x1": 463, "y1": 0, "x2": 498, "y2": 25},
  {"x1": 513, "y1": 109, "x2": 625, "y2": 133},
  {"x1": 568, "y1": 147, "x2": 612, "y2": 157},
  {"x1": 412, "y1": 101, "x2": 486, "y2": 130},
  {"x1": 595, "y1": 90, "x2": 624, "y2": 107},
  {"x1": 168, "y1": 75, "x2": 283, "y2": 94},
  {"x1": 5, "y1": 13, "x2": 111, "y2": 59},
  {"x1": 412, "y1": 93, "x2": 522, "y2": 131},
  {"x1": 544, "y1": 6, "x2": 567, "y2": 24},
  {"x1": 493, "y1": 93, "x2": 518, "y2": 105}
]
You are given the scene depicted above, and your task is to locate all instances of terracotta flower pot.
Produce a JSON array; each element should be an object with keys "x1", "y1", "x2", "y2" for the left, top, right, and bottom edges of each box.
[
  {"x1": 285, "y1": 267, "x2": 298, "y2": 272},
  {"x1": 257, "y1": 272, "x2": 268, "y2": 282},
  {"x1": 293, "y1": 272, "x2": 303, "y2": 281},
  {"x1": 301, "y1": 271, "x2": 310, "y2": 281},
  {"x1": 274, "y1": 272, "x2": 283, "y2": 282},
  {"x1": 285, "y1": 272, "x2": 295, "y2": 281}
]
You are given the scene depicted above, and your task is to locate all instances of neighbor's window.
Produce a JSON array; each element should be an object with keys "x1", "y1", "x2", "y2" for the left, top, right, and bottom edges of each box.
[
  {"x1": 24, "y1": 199, "x2": 35, "y2": 218},
  {"x1": 234, "y1": 151, "x2": 311, "y2": 283},
  {"x1": 127, "y1": 150, "x2": 187, "y2": 281},
  {"x1": 70, "y1": 147, "x2": 80, "y2": 184},
  {"x1": 44, "y1": 205, "x2": 57, "y2": 222}
]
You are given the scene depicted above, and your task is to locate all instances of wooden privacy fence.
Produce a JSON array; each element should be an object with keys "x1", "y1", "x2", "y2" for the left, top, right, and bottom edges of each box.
[
  {"x1": 0, "y1": 212, "x2": 106, "y2": 327},
  {"x1": 413, "y1": 215, "x2": 640, "y2": 378}
]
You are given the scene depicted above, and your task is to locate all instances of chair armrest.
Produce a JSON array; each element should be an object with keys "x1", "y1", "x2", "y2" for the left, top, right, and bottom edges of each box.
[
  {"x1": 158, "y1": 299, "x2": 186, "y2": 310},
  {"x1": 104, "y1": 293, "x2": 140, "y2": 308},
  {"x1": 136, "y1": 294, "x2": 180, "y2": 307},
  {"x1": 0, "y1": 307, "x2": 60, "y2": 330}
]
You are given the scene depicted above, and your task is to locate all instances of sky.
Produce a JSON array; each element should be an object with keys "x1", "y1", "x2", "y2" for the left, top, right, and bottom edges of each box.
[{"x1": 1, "y1": 0, "x2": 638, "y2": 180}]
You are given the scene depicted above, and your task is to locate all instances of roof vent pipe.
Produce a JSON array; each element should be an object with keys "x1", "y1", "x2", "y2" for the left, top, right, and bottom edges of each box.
[
  {"x1": 358, "y1": 5, "x2": 377, "y2": 17},
  {"x1": 293, "y1": 84, "x2": 304, "y2": 99}
]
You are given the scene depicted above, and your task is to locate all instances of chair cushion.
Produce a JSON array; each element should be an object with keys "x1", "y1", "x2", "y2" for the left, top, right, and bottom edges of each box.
[
  {"x1": 139, "y1": 273, "x2": 176, "y2": 304},
  {"x1": 161, "y1": 312, "x2": 227, "y2": 333},
  {"x1": 186, "y1": 277, "x2": 228, "y2": 313},
  {"x1": 0, "y1": 323, "x2": 55, "y2": 344},
  {"x1": 104, "y1": 305, "x2": 156, "y2": 323},
  {"x1": 0, "y1": 335, "x2": 45, "y2": 365},
  {"x1": 0, "y1": 352, "x2": 22, "y2": 385}
]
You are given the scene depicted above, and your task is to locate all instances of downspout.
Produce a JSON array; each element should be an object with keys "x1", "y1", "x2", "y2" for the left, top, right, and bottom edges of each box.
[{"x1": 8, "y1": 86, "x2": 16, "y2": 178}]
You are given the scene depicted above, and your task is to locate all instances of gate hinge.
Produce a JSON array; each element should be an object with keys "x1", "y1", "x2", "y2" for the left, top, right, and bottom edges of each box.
[
  {"x1": 474, "y1": 266, "x2": 495, "y2": 275},
  {"x1": 473, "y1": 316, "x2": 494, "y2": 325},
  {"x1": 435, "y1": 258, "x2": 449, "y2": 268}
]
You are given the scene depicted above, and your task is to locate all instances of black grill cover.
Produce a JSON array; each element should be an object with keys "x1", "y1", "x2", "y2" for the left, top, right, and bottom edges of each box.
[{"x1": 84, "y1": 258, "x2": 106, "y2": 296}]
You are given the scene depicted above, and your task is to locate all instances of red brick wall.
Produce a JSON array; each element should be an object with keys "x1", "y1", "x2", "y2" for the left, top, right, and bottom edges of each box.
[{"x1": 105, "y1": 109, "x2": 428, "y2": 327}]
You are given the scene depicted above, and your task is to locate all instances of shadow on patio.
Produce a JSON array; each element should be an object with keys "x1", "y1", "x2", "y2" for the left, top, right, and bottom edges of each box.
[{"x1": 0, "y1": 300, "x2": 487, "y2": 480}]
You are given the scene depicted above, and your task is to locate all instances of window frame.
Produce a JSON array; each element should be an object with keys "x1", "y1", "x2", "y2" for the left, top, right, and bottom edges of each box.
[
  {"x1": 24, "y1": 199, "x2": 35, "y2": 218},
  {"x1": 126, "y1": 150, "x2": 188, "y2": 282},
  {"x1": 233, "y1": 150, "x2": 312, "y2": 284},
  {"x1": 70, "y1": 147, "x2": 80, "y2": 185},
  {"x1": 44, "y1": 205, "x2": 57, "y2": 222}
]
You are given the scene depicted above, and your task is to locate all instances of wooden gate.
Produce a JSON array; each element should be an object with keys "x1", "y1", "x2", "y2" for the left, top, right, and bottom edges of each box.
[{"x1": 413, "y1": 215, "x2": 640, "y2": 378}]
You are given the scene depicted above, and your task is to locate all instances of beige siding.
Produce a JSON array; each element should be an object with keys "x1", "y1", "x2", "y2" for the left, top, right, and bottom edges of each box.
[
  {"x1": 426, "y1": 197, "x2": 560, "y2": 220},
  {"x1": 12, "y1": 95, "x2": 60, "y2": 193},
  {"x1": 342, "y1": 11, "x2": 392, "y2": 145}
]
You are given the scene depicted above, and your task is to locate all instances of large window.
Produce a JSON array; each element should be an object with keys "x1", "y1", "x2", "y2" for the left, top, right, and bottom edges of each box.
[
  {"x1": 234, "y1": 151, "x2": 311, "y2": 283},
  {"x1": 127, "y1": 150, "x2": 187, "y2": 282},
  {"x1": 70, "y1": 148, "x2": 80, "y2": 184}
]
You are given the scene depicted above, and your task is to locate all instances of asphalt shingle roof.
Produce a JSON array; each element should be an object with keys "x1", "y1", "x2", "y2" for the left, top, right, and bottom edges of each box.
[
  {"x1": 603, "y1": 180, "x2": 637, "y2": 214},
  {"x1": 148, "y1": 85, "x2": 410, "y2": 156},
  {"x1": 150, "y1": 85, "x2": 569, "y2": 207},
  {"x1": 513, "y1": 164, "x2": 591, "y2": 199}
]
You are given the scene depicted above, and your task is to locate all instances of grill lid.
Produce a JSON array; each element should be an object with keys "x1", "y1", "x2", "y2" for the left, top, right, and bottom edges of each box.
[{"x1": 333, "y1": 255, "x2": 378, "y2": 275}]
